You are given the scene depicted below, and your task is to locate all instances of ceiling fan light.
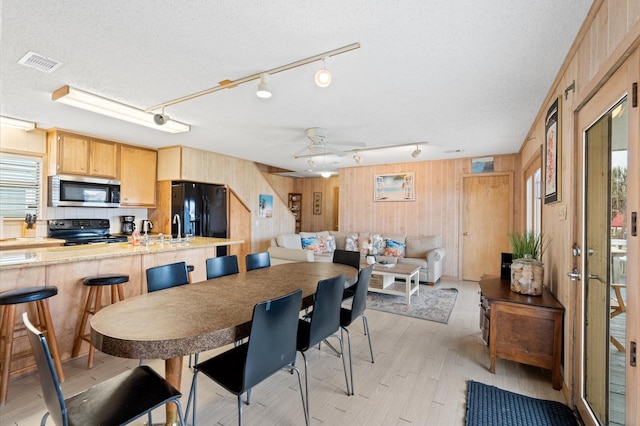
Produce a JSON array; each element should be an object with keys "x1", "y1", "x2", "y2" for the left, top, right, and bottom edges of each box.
[{"x1": 256, "y1": 73, "x2": 272, "y2": 98}]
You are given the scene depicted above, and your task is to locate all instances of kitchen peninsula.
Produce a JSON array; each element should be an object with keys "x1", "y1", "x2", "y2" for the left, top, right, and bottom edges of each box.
[{"x1": 0, "y1": 236, "x2": 243, "y2": 380}]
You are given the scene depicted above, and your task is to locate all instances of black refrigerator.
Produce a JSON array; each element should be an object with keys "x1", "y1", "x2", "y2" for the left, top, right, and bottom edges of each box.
[{"x1": 171, "y1": 181, "x2": 228, "y2": 256}]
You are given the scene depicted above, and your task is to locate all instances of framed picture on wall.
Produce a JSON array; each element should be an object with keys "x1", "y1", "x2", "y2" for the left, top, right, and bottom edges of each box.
[
  {"x1": 374, "y1": 173, "x2": 415, "y2": 202},
  {"x1": 259, "y1": 194, "x2": 273, "y2": 218},
  {"x1": 544, "y1": 97, "x2": 561, "y2": 204},
  {"x1": 313, "y1": 192, "x2": 322, "y2": 215}
]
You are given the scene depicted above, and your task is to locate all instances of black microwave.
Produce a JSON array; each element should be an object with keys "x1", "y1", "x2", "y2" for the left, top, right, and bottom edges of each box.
[{"x1": 48, "y1": 175, "x2": 121, "y2": 208}]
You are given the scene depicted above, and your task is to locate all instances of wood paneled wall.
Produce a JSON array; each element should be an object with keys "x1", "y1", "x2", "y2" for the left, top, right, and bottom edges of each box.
[
  {"x1": 518, "y1": 0, "x2": 639, "y2": 414},
  {"x1": 154, "y1": 146, "x2": 296, "y2": 252},
  {"x1": 338, "y1": 155, "x2": 518, "y2": 279}
]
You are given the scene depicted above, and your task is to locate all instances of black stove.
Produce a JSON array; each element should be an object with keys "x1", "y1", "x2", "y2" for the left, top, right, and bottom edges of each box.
[{"x1": 48, "y1": 219, "x2": 129, "y2": 246}]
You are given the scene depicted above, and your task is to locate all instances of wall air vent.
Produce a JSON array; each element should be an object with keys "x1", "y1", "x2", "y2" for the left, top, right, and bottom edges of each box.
[{"x1": 18, "y1": 51, "x2": 63, "y2": 73}]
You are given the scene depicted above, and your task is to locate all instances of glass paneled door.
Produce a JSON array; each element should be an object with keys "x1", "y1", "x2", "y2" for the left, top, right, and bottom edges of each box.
[{"x1": 576, "y1": 83, "x2": 629, "y2": 424}]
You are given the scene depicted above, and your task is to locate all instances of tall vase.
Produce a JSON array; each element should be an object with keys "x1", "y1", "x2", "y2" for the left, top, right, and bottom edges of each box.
[{"x1": 510, "y1": 254, "x2": 544, "y2": 296}]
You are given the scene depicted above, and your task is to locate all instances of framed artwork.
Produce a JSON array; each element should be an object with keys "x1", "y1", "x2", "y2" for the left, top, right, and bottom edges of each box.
[
  {"x1": 313, "y1": 192, "x2": 322, "y2": 215},
  {"x1": 472, "y1": 156, "x2": 494, "y2": 173},
  {"x1": 374, "y1": 173, "x2": 415, "y2": 202},
  {"x1": 258, "y1": 194, "x2": 273, "y2": 218},
  {"x1": 544, "y1": 97, "x2": 561, "y2": 204}
]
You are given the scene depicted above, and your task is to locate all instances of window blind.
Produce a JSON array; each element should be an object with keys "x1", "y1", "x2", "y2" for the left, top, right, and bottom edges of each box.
[{"x1": 0, "y1": 155, "x2": 42, "y2": 218}]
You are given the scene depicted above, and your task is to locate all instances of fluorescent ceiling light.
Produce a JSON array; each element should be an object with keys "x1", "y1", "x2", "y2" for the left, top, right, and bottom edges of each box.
[
  {"x1": 0, "y1": 116, "x2": 36, "y2": 131},
  {"x1": 52, "y1": 86, "x2": 190, "y2": 133}
]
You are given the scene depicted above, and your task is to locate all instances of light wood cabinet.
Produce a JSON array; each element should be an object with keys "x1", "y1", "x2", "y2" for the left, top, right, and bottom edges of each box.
[
  {"x1": 120, "y1": 145, "x2": 157, "y2": 207},
  {"x1": 47, "y1": 131, "x2": 118, "y2": 178}
]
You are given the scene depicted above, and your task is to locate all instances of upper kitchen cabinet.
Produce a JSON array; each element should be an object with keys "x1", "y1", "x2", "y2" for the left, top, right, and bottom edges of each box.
[
  {"x1": 47, "y1": 130, "x2": 118, "y2": 178},
  {"x1": 120, "y1": 145, "x2": 157, "y2": 207}
]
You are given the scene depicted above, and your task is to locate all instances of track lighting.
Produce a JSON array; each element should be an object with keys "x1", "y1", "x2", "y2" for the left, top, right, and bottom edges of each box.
[
  {"x1": 411, "y1": 145, "x2": 422, "y2": 158},
  {"x1": 315, "y1": 57, "x2": 332, "y2": 88},
  {"x1": 307, "y1": 158, "x2": 315, "y2": 169},
  {"x1": 353, "y1": 152, "x2": 362, "y2": 164},
  {"x1": 256, "y1": 73, "x2": 272, "y2": 98},
  {"x1": 148, "y1": 43, "x2": 360, "y2": 112}
]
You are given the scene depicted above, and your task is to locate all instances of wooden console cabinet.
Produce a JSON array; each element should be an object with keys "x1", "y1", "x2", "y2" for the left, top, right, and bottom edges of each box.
[{"x1": 479, "y1": 275, "x2": 564, "y2": 390}]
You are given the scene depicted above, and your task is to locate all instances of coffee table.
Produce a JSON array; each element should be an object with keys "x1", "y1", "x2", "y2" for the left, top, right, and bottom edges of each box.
[{"x1": 367, "y1": 263, "x2": 420, "y2": 305}]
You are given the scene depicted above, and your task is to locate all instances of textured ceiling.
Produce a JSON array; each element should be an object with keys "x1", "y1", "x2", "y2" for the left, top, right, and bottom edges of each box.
[{"x1": 1, "y1": 1, "x2": 592, "y2": 177}]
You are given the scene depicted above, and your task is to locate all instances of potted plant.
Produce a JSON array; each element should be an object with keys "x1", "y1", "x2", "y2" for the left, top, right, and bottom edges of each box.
[{"x1": 508, "y1": 231, "x2": 545, "y2": 296}]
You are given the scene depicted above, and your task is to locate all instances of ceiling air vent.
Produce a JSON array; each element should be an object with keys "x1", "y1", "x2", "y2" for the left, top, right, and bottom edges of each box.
[{"x1": 18, "y1": 51, "x2": 63, "y2": 73}]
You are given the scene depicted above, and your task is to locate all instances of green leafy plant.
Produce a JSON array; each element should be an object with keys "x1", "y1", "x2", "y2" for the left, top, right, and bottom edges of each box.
[{"x1": 508, "y1": 231, "x2": 544, "y2": 260}]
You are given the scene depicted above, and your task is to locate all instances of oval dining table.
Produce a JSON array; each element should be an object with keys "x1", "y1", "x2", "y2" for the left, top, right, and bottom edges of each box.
[{"x1": 91, "y1": 261, "x2": 357, "y2": 426}]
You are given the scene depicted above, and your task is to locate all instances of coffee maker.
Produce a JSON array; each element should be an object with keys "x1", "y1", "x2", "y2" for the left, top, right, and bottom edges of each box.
[{"x1": 120, "y1": 215, "x2": 135, "y2": 235}]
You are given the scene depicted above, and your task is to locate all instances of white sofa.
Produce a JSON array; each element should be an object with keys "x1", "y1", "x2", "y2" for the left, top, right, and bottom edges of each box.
[{"x1": 268, "y1": 231, "x2": 446, "y2": 284}]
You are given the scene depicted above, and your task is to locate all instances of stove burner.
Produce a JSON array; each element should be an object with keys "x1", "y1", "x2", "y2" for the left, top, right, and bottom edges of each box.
[{"x1": 48, "y1": 218, "x2": 128, "y2": 246}]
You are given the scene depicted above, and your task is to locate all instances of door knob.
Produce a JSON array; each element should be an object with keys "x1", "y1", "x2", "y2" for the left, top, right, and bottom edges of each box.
[{"x1": 567, "y1": 270, "x2": 581, "y2": 281}]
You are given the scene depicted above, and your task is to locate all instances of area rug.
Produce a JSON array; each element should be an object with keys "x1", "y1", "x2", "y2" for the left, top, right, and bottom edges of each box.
[
  {"x1": 365, "y1": 285, "x2": 458, "y2": 323},
  {"x1": 465, "y1": 380, "x2": 578, "y2": 426}
]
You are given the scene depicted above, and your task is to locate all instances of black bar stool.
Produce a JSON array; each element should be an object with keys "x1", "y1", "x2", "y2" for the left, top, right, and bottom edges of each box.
[
  {"x1": 72, "y1": 274, "x2": 129, "y2": 368},
  {"x1": 0, "y1": 286, "x2": 63, "y2": 406},
  {"x1": 187, "y1": 264, "x2": 194, "y2": 283}
]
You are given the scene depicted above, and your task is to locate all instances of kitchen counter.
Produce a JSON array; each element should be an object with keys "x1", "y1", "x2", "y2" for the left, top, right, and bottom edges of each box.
[
  {"x1": 0, "y1": 235, "x2": 245, "y2": 381},
  {"x1": 0, "y1": 237, "x2": 243, "y2": 270},
  {"x1": 0, "y1": 237, "x2": 66, "y2": 251}
]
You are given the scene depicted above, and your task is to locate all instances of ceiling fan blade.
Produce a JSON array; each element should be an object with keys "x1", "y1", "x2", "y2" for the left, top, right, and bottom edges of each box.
[
  {"x1": 292, "y1": 146, "x2": 311, "y2": 157},
  {"x1": 331, "y1": 141, "x2": 366, "y2": 147},
  {"x1": 322, "y1": 144, "x2": 347, "y2": 157}
]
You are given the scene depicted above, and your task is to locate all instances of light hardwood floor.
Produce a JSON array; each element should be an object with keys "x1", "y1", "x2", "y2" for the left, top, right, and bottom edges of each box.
[{"x1": 0, "y1": 278, "x2": 569, "y2": 425}]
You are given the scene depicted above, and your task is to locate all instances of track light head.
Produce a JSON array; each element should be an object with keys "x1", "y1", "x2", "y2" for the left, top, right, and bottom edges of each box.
[
  {"x1": 153, "y1": 113, "x2": 169, "y2": 125},
  {"x1": 353, "y1": 152, "x2": 362, "y2": 164},
  {"x1": 315, "y1": 57, "x2": 332, "y2": 87},
  {"x1": 307, "y1": 158, "x2": 315, "y2": 169},
  {"x1": 256, "y1": 73, "x2": 272, "y2": 98},
  {"x1": 411, "y1": 145, "x2": 422, "y2": 158}
]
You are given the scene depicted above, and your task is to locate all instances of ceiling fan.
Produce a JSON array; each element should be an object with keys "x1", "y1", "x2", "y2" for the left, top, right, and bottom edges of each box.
[{"x1": 292, "y1": 127, "x2": 365, "y2": 158}]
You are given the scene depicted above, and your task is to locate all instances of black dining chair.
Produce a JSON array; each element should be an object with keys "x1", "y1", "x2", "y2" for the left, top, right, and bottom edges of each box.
[
  {"x1": 23, "y1": 312, "x2": 186, "y2": 426},
  {"x1": 333, "y1": 249, "x2": 361, "y2": 300},
  {"x1": 340, "y1": 265, "x2": 374, "y2": 395},
  {"x1": 206, "y1": 255, "x2": 239, "y2": 279},
  {"x1": 297, "y1": 274, "x2": 350, "y2": 416},
  {"x1": 245, "y1": 252, "x2": 270, "y2": 271},
  {"x1": 146, "y1": 261, "x2": 190, "y2": 293},
  {"x1": 185, "y1": 289, "x2": 307, "y2": 426}
]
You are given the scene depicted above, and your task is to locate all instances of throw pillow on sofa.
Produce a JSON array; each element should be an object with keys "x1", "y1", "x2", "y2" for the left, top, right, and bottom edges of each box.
[
  {"x1": 345, "y1": 234, "x2": 359, "y2": 251},
  {"x1": 370, "y1": 234, "x2": 385, "y2": 255},
  {"x1": 321, "y1": 235, "x2": 336, "y2": 253},
  {"x1": 384, "y1": 239, "x2": 406, "y2": 257},
  {"x1": 301, "y1": 236, "x2": 323, "y2": 254},
  {"x1": 357, "y1": 236, "x2": 371, "y2": 255}
]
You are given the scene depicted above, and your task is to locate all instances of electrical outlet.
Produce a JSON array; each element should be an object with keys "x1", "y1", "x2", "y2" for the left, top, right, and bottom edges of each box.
[{"x1": 558, "y1": 205, "x2": 567, "y2": 220}]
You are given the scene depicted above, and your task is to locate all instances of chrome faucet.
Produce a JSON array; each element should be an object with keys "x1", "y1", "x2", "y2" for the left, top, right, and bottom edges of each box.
[{"x1": 172, "y1": 214, "x2": 181, "y2": 242}]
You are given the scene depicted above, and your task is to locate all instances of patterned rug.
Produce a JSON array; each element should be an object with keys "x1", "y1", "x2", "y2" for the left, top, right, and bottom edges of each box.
[
  {"x1": 465, "y1": 381, "x2": 578, "y2": 426},
  {"x1": 365, "y1": 285, "x2": 458, "y2": 323}
]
